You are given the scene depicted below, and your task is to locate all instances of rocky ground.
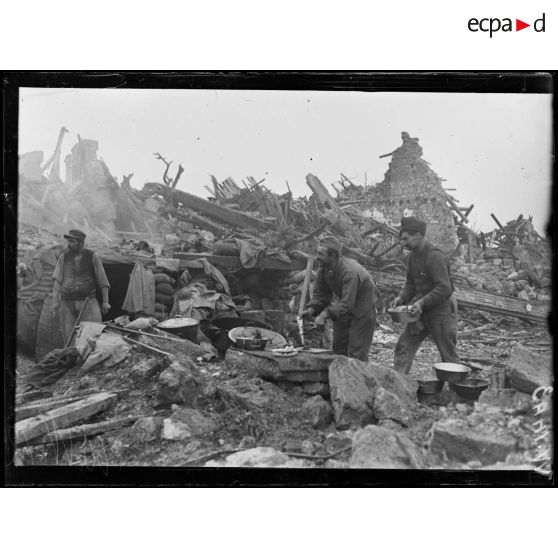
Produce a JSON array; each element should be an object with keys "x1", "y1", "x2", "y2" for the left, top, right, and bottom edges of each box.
[{"x1": 14, "y1": 311, "x2": 553, "y2": 472}]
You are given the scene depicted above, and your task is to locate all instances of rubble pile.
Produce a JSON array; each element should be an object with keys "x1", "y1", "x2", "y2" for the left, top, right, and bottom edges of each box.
[{"x1": 13, "y1": 127, "x2": 552, "y2": 472}]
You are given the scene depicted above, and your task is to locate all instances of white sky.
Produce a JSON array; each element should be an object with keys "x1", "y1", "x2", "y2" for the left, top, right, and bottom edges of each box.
[{"x1": 18, "y1": 87, "x2": 553, "y2": 234}]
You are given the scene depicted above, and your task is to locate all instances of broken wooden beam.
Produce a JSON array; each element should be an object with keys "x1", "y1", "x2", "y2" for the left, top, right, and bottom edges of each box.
[
  {"x1": 174, "y1": 251, "x2": 307, "y2": 271},
  {"x1": 27, "y1": 416, "x2": 140, "y2": 446},
  {"x1": 15, "y1": 392, "x2": 118, "y2": 445},
  {"x1": 305, "y1": 173, "x2": 363, "y2": 245},
  {"x1": 157, "y1": 183, "x2": 272, "y2": 231}
]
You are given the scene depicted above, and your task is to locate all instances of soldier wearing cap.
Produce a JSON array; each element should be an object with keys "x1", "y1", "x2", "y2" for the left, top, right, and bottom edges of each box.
[
  {"x1": 52, "y1": 229, "x2": 111, "y2": 344},
  {"x1": 302, "y1": 236, "x2": 380, "y2": 362},
  {"x1": 391, "y1": 217, "x2": 460, "y2": 374}
]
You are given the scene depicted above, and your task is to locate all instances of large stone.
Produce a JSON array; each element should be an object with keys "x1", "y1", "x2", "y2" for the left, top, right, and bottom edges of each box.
[
  {"x1": 328, "y1": 357, "x2": 378, "y2": 428},
  {"x1": 131, "y1": 416, "x2": 163, "y2": 442},
  {"x1": 302, "y1": 395, "x2": 333, "y2": 429},
  {"x1": 507, "y1": 346, "x2": 552, "y2": 395},
  {"x1": 373, "y1": 387, "x2": 411, "y2": 426},
  {"x1": 170, "y1": 407, "x2": 218, "y2": 436},
  {"x1": 366, "y1": 363, "x2": 418, "y2": 409},
  {"x1": 205, "y1": 447, "x2": 298, "y2": 467},
  {"x1": 430, "y1": 419, "x2": 517, "y2": 465},
  {"x1": 155, "y1": 359, "x2": 200, "y2": 407},
  {"x1": 162, "y1": 418, "x2": 192, "y2": 441},
  {"x1": 349, "y1": 425, "x2": 422, "y2": 469}
]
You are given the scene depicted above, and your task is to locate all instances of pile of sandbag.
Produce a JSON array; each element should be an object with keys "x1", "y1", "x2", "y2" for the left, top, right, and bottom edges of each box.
[{"x1": 154, "y1": 271, "x2": 176, "y2": 320}]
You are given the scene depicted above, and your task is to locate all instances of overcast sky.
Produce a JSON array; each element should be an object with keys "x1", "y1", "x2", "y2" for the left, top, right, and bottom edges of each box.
[{"x1": 19, "y1": 87, "x2": 553, "y2": 234}]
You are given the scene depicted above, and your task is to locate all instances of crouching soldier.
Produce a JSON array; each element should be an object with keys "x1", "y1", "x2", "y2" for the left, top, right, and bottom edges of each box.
[{"x1": 302, "y1": 236, "x2": 379, "y2": 362}]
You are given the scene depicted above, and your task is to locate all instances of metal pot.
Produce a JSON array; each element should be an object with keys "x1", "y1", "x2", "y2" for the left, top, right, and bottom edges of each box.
[
  {"x1": 157, "y1": 316, "x2": 199, "y2": 342},
  {"x1": 417, "y1": 377, "x2": 444, "y2": 394},
  {"x1": 433, "y1": 362, "x2": 471, "y2": 383},
  {"x1": 452, "y1": 378, "x2": 490, "y2": 401},
  {"x1": 235, "y1": 336, "x2": 269, "y2": 351}
]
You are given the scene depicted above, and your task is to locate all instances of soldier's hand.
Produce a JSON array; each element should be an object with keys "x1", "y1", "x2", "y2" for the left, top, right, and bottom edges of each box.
[
  {"x1": 409, "y1": 301, "x2": 423, "y2": 316},
  {"x1": 101, "y1": 302, "x2": 111, "y2": 315},
  {"x1": 391, "y1": 296, "x2": 403, "y2": 308},
  {"x1": 314, "y1": 311, "x2": 327, "y2": 329}
]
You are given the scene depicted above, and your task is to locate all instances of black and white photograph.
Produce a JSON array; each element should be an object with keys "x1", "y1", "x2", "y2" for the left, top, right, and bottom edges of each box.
[{"x1": 5, "y1": 73, "x2": 554, "y2": 480}]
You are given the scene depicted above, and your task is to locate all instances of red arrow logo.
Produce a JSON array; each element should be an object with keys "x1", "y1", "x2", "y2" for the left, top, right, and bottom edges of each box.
[{"x1": 516, "y1": 19, "x2": 530, "y2": 31}]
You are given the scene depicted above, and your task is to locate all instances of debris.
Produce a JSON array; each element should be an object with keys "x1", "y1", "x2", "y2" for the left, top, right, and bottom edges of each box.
[
  {"x1": 430, "y1": 419, "x2": 518, "y2": 465},
  {"x1": 302, "y1": 395, "x2": 333, "y2": 429},
  {"x1": 507, "y1": 346, "x2": 552, "y2": 394},
  {"x1": 131, "y1": 416, "x2": 164, "y2": 442},
  {"x1": 155, "y1": 359, "x2": 200, "y2": 407},
  {"x1": 31, "y1": 416, "x2": 138, "y2": 446},
  {"x1": 373, "y1": 387, "x2": 411, "y2": 426},
  {"x1": 169, "y1": 407, "x2": 218, "y2": 436},
  {"x1": 205, "y1": 447, "x2": 298, "y2": 467},
  {"x1": 349, "y1": 425, "x2": 421, "y2": 469},
  {"x1": 15, "y1": 392, "x2": 118, "y2": 445}
]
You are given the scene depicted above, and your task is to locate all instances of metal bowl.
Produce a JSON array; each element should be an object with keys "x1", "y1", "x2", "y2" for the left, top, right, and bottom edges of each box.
[
  {"x1": 433, "y1": 362, "x2": 471, "y2": 383},
  {"x1": 451, "y1": 378, "x2": 490, "y2": 401},
  {"x1": 417, "y1": 377, "x2": 444, "y2": 394},
  {"x1": 235, "y1": 337, "x2": 269, "y2": 351},
  {"x1": 387, "y1": 306, "x2": 420, "y2": 324}
]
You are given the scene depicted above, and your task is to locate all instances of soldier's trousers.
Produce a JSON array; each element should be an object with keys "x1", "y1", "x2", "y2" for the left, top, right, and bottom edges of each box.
[
  {"x1": 394, "y1": 309, "x2": 459, "y2": 374},
  {"x1": 332, "y1": 313, "x2": 376, "y2": 362}
]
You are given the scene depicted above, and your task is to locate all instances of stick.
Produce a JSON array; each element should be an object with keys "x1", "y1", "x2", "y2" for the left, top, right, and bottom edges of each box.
[
  {"x1": 298, "y1": 257, "x2": 315, "y2": 318},
  {"x1": 64, "y1": 297, "x2": 93, "y2": 348},
  {"x1": 120, "y1": 336, "x2": 173, "y2": 357}
]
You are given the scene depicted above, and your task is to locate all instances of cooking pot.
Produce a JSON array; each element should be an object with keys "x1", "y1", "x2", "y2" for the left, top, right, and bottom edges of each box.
[
  {"x1": 157, "y1": 316, "x2": 199, "y2": 342},
  {"x1": 235, "y1": 336, "x2": 269, "y2": 351}
]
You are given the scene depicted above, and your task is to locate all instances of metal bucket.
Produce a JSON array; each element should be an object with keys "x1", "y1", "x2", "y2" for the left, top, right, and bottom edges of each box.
[{"x1": 157, "y1": 316, "x2": 199, "y2": 342}]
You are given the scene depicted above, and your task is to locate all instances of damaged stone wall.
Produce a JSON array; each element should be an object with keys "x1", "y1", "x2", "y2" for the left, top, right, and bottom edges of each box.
[{"x1": 366, "y1": 132, "x2": 459, "y2": 252}]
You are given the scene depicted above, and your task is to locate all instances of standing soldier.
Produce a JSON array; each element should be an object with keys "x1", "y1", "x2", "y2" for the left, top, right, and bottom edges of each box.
[
  {"x1": 52, "y1": 229, "x2": 111, "y2": 344},
  {"x1": 302, "y1": 236, "x2": 379, "y2": 362},
  {"x1": 391, "y1": 217, "x2": 460, "y2": 374}
]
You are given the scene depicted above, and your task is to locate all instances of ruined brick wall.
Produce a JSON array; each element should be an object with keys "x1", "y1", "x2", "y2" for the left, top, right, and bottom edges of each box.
[{"x1": 366, "y1": 132, "x2": 458, "y2": 252}]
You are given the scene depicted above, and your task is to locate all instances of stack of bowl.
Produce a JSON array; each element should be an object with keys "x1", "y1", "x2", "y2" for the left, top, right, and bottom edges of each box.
[{"x1": 432, "y1": 362, "x2": 490, "y2": 401}]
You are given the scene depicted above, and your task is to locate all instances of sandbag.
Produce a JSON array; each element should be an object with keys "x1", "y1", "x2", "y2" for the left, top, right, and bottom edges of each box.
[
  {"x1": 155, "y1": 282, "x2": 175, "y2": 296},
  {"x1": 35, "y1": 303, "x2": 64, "y2": 360},
  {"x1": 155, "y1": 302, "x2": 168, "y2": 313},
  {"x1": 154, "y1": 273, "x2": 174, "y2": 285}
]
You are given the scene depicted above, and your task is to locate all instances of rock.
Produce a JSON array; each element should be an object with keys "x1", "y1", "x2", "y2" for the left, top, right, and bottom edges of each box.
[
  {"x1": 517, "y1": 290, "x2": 530, "y2": 300},
  {"x1": 184, "y1": 440, "x2": 202, "y2": 454},
  {"x1": 162, "y1": 418, "x2": 194, "y2": 441},
  {"x1": 325, "y1": 459, "x2": 346, "y2": 468},
  {"x1": 206, "y1": 447, "x2": 292, "y2": 467},
  {"x1": 430, "y1": 419, "x2": 517, "y2": 465},
  {"x1": 216, "y1": 382, "x2": 270, "y2": 412},
  {"x1": 478, "y1": 389, "x2": 532, "y2": 413},
  {"x1": 301, "y1": 381, "x2": 330, "y2": 397},
  {"x1": 131, "y1": 357, "x2": 168, "y2": 386},
  {"x1": 239, "y1": 435, "x2": 256, "y2": 449},
  {"x1": 373, "y1": 387, "x2": 411, "y2": 426},
  {"x1": 367, "y1": 363, "x2": 418, "y2": 409},
  {"x1": 377, "y1": 419, "x2": 404, "y2": 431},
  {"x1": 466, "y1": 412, "x2": 484, "y2": 427},
  {"x1": 131, "y1": 417, "x2": 163, "y2": 442},
  {"x1": 328, "y1": 357, "x2": 378, "y2": 428},
  {"x1": 350, "y1": 426, "x2": 422, "y2": 469},
  {"x1": 323, "y1": 434, "x2": 352, "y2": 455},
  {"x1": 300, "y1": 440, "x2": 314, "y2": 455},
  {"x1": 302, "y1": 395, "x2": 333, "y2": 429},
  {"x1": 170, "y1": 408, "x2": 218, "y2": 436},
  {"x1": 508, "y1": 346, "x2": 552, "y2": 395},
  {"x1": 155, "y1": 359, "x2": 200, "y2": 408}
]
